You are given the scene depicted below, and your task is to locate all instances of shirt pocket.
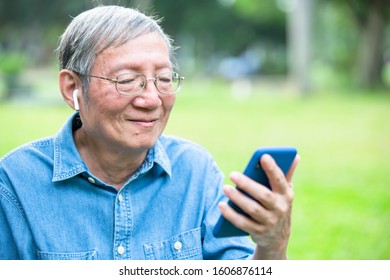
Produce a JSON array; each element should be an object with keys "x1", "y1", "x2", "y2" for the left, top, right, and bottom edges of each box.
[
  {"x1": 37, "y1": 249, "x2": 98, "y2": 260},
  {"x1": 143, "y1": 228, "x2": 203, "y2": 260}
]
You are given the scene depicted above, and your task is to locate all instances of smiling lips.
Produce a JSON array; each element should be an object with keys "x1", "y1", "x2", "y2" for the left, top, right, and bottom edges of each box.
[{"x1": 127, "y1": 118, "x2": 159, "y2": 127}]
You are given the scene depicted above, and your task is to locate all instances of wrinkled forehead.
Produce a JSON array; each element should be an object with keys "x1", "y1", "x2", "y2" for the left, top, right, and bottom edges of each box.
[
  {"x1": 93, "y1": 32, "x2": 172, "y2": 73},
  {"x1": 96, "y1": 29, "x2": 170, "y2": 56}
]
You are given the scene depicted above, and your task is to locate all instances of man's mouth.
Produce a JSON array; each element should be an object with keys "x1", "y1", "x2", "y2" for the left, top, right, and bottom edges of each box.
[{"x1": 127, "y1": 118, "x2": 158, "y2": 127}]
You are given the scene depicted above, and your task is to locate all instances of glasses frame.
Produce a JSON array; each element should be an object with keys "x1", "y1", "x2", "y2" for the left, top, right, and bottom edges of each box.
[{"x1": 73, "y1": 71, "x2": 184, "y2": 96}]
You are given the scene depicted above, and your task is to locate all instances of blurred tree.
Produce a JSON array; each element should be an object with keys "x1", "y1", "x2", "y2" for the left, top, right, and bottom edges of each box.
[
  {"x1": 227, "y1": 0, "x2": 313, "y2": 93},
  {"x1": 2, "y1": 0, "x2": 388, "y2": 90},
  {"x1": 325, "y1": 0, "x2": 390, "y2": 88},
  {"x1": 152, "y1": 0, "x2": 286, "y2": 75},
  {"x1": 230, "y1": 0, "x2": 288, "y2": 75},
  {"x1": 0, "y1": 0, "x2": 94, "y2": 64},
  {"x1": 0, "y1": 0, "x2": 286, "y2": 75},
  {"x1": 0, "y1": 52, "x2": 27, "y2": 100},
  {"x1": 349, "y1": 0, "x2": 389, "y2": 88},
  {"x1": 286, "y1": 0, "x2": 314, "y2": 94},
  {"x1": 0, "y1": 0, "x2": 137, "y2": 63}
]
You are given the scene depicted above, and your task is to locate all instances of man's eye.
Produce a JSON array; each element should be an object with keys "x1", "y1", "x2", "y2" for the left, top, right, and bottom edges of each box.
[
  {"x1": 118, "y1": 78, "x2": 135, "y2": 84},
  {"x1": 158, "y1": 77, "x2": 172, "y2": 83}
]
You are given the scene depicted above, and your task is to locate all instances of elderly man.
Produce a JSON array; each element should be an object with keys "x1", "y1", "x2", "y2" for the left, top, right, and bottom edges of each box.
[{"x1": 0, "y1": 5, "x2": 299, "y2": 260}]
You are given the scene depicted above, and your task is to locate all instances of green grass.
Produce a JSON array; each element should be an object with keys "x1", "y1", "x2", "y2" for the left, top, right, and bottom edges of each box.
[{"x1": 1, "y1": 79, "x2": 390, "y2": 259}]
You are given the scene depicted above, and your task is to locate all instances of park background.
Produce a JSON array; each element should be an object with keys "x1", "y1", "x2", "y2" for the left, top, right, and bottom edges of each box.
[{"x1": 0, "y1": 0, "x2": 389, "y2": 259}]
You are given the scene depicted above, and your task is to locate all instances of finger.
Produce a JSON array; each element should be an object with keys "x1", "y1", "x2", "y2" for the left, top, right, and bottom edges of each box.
[
  {"x1": 286, "y1": 154, "x2": 300, "y2": 183},
  {"x1": 223, "y1": 184, "x2": 270, "y2": 223},
  {"x1": 218, "y1": 201, "x2": 267, "y2": 235},
  {"x1": 260, "y1": 154, "x2": 289, "y2": 194},
  {"x1": 229, "y1": 172, "x2": 277, "y2": 210}
]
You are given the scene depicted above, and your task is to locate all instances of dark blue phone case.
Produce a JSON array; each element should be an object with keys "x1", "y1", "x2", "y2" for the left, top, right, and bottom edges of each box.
[{"x1": 213, "y1": 147, "x2": 297, "y2": 238}]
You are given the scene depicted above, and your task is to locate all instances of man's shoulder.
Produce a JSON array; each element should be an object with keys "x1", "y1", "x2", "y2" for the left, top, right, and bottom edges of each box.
[
  {"x1": 158, "y1": 134, "x2": 210, "y2": 156},
  {"x1": 0, "y1": 137, "x2": 54, "y2": 166},
  {"x1": 157, "y1": 134, "x2": 220, "y2": 175}
]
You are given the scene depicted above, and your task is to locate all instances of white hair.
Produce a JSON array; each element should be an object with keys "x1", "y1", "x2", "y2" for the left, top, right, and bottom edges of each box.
[{"x1": 56, "y1": 5, "x2": 177, "y2": 99}]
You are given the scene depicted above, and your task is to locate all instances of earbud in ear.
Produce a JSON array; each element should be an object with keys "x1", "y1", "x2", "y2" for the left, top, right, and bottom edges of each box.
[{"x1": 73, "y1": 89, "x2": 79, "y2": 111}]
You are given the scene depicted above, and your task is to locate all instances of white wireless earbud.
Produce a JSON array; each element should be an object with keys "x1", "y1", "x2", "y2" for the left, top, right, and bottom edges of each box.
[{"x1": 73, "y1": 89, "x2": 79, "y2": 111}]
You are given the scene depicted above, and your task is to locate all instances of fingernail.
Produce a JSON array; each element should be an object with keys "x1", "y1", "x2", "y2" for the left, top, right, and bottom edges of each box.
[
  {"x1": 262, "y1": 154, "x2": 272, "y2": 161},
  {"x1": 218, "y1": 202, "x2": 227, "y2": 210},
  {"x1": 261, "y1": 154, "x2": 274, "y2": 165},
  {"x1": 223, "y1": 185, "x2": 235, "y2": 194},
  {"x1": 230, "y1": 171, "x2": 240, "y2": 181}
]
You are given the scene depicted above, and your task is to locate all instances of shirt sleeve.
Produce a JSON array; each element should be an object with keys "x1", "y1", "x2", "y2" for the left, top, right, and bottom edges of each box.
[
  {"x1": 0, "y1": 183, "x2": 37, "y2": 260},
  {"x1": 201, "y1": 158, "x2": 255, "y2": 260}
]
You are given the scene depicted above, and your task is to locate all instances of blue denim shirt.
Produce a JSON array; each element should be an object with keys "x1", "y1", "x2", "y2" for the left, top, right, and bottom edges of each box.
[{"x1": 0, "y1": 113, "x2": 254, "y2": 260}]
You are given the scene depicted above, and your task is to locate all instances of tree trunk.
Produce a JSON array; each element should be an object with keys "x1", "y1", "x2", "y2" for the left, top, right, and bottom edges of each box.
[
  {"x1": 354, "y1": 0, "x2": 388, "y2": 89},
  {"x1": 287, "y1": 0, "x2": 314, "y2": 94}
]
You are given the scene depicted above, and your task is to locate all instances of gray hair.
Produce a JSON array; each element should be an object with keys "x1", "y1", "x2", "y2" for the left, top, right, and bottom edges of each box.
[{"x1": 56, "y1": 5, "x2": 177, "y2": 99}]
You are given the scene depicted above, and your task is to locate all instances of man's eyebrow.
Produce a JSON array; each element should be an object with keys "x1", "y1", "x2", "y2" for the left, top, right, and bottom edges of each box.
[{"x1": 109, "y1": 62, "x2": 172, "y2": 73}]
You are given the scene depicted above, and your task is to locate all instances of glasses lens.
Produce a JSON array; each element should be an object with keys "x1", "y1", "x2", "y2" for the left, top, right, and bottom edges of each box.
[
  {"x1": 115, "y1": 72, "x2": 183, "y2": 95},
  {"x1": 156, "y1": 72, "x2": 182, "y2": 94},
  {"x1": 116, "y1": 73, "x2": 145, "y2": 95}
]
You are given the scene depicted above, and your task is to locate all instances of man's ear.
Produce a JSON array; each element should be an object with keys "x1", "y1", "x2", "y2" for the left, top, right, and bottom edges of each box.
[{"x1": 59, "y1": 69, "x2": 82, "y2": 111}]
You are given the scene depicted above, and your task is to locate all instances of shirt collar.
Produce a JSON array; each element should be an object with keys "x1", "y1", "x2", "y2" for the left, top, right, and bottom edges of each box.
[
  {"x1": 152, "y1": 138, "x2": 172, "y2": 178},
  {"x1": 52, "y1": 113, "x2": 172, "y2": 182}
]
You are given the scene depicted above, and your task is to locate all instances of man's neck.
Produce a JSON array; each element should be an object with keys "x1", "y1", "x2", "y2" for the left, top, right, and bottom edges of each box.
[{"x1": 73, "y1": 128, "x2": 148, "y2": 190}]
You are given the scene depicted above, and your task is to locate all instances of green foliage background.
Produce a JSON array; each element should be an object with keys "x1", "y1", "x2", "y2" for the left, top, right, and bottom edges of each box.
[{"x1": 1, "y1": 0, "x2": 389, "y2": 260}]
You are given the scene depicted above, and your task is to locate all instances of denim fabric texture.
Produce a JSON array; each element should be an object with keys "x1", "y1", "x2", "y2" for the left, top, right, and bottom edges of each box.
[{"x1": 0, "y1": 113, "x2": 254, "y2": 260}]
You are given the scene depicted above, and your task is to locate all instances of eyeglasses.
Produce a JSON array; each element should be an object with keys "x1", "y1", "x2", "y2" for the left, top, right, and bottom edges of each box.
[{"x1": 75, "y1": 71, "x2": 185, "y2": 95}]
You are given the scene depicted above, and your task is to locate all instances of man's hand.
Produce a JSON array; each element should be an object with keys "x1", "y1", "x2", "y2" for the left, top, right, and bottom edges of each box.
[{"x1": 218, "y1": 154, "x2": 300, "y2": 259}]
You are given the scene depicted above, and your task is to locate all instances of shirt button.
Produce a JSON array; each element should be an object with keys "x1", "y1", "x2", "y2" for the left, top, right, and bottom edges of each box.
[
  {"x1": 118, "y1": 194, "x2": 123, "y2": 202},
  {"x1": 117, "y1": 245, "x2": 125, "y2": 255},
  {"x1": 173, "y1": 241, "x2": 182, "y2": 251},
  {"x1": 87, "y1": 177, "x2": 95, "y2": 184}
]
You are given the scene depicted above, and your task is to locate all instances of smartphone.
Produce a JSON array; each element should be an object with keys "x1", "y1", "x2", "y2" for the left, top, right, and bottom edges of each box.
[{"x1": 213, "y1": 147, "x2": 297, "y2": 238}]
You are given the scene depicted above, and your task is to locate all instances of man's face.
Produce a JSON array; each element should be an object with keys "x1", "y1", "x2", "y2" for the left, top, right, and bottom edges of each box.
[{"x1": 78, "y1": 32, "x2": 176, "y2": 153}]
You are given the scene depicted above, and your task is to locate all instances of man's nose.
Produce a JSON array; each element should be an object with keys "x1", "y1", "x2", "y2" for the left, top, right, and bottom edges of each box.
[{"x1": 132, "y1": 78, "x2": 162, "y2": 109}]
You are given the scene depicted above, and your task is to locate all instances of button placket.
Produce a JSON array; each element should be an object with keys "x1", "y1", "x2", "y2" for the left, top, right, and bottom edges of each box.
[{"x1": 113, "y1": 189, "x2": 132, "y2": 259}]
